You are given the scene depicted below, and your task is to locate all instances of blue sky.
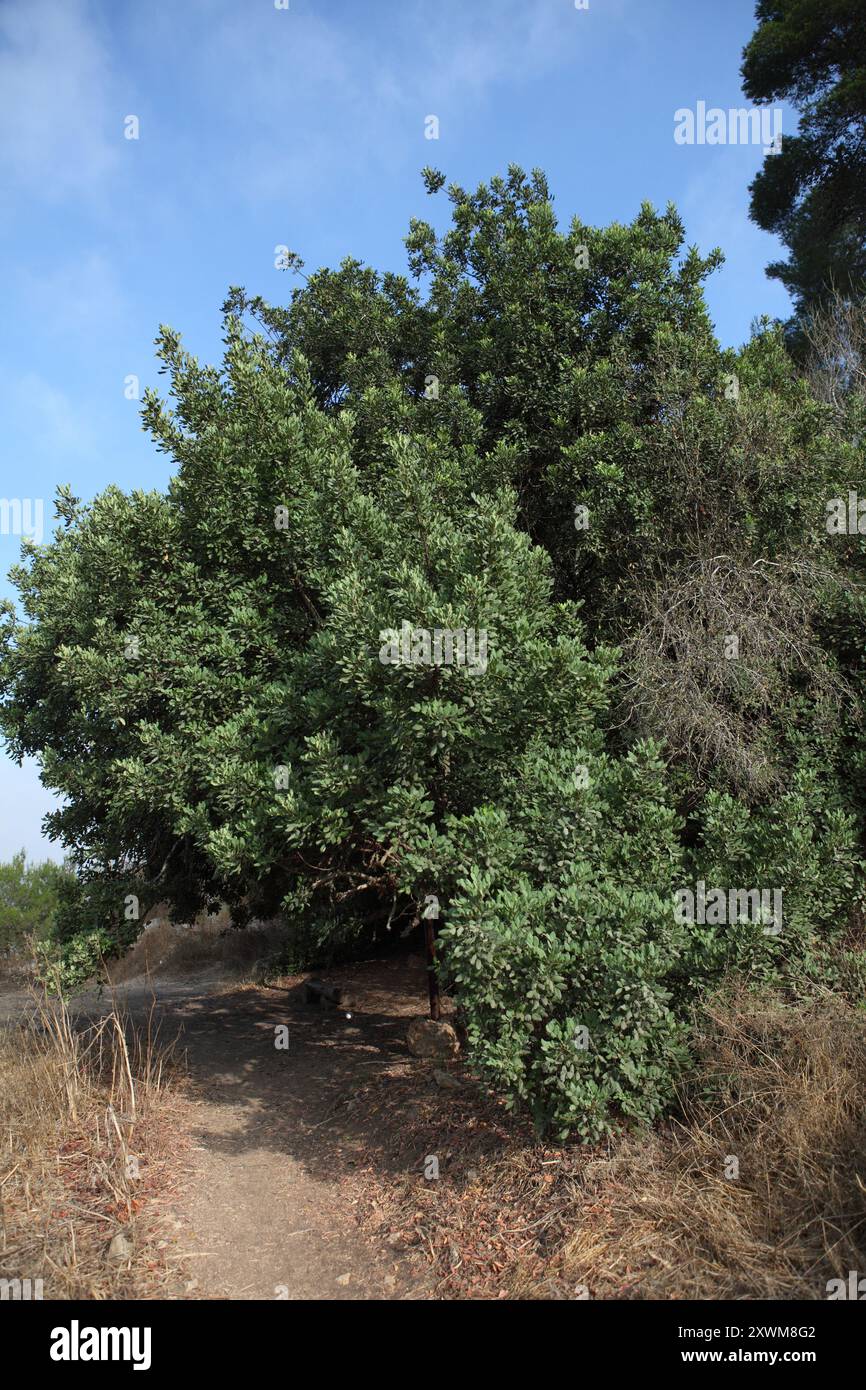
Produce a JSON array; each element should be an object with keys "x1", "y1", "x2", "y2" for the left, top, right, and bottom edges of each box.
[{"x1": 0, "y1": 0, "x2": 793, "y2": 862}]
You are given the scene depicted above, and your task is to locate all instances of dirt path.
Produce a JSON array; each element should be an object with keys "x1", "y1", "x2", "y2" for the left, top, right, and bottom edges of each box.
[{"x1": 89, "y1": 968, "x2": 430, "y2": 1300}]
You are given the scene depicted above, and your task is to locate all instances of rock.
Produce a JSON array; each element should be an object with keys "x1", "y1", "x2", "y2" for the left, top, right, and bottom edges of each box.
[
  {"x1": 336, "y1": 1272, "x2": 351, "y2": 1286},
  {"x1": 432, "y1": 1068, "x2": 463, "y2": 1090},
  {"x1": 108, "y1": 1232, "x2": 132, "y2": 1263},
  {"x1": 305, "y1": 978, "x2": 352, "y2": 1009},
  {"x1": 406, "y1": 1017, "x2": 460, "y2": 1060}
]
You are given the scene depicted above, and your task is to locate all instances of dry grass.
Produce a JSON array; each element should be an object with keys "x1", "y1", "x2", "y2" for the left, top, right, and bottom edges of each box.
[
  {"x1": 350, "y1": 986, "x2": 866, "y2": 1300},
  {"x1": 107, "y1": 910, "x2": 289, "y2": 985},
  {"x1": 540, "y1": 987, "x2": 866, "y2": 1300},
  {"x1": 0, "y1": 988, "x2": 191, "y2": 1299},
  {"x1": 0, "y1": 952, "x2": 32, "y2": 990}
]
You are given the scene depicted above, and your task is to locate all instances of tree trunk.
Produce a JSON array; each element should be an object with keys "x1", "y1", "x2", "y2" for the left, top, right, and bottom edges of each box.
[{"x1": 424, "y1": 916, "x2": 441, "y2": 1021}]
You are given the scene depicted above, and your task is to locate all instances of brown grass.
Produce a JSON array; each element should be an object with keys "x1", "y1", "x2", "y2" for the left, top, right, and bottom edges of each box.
[
  {"x1": 0, "y1": 988, "x2": 191, "y2": 1299},
  {"x1": 541, "y1": 987, "x2": 866, "y2": 1299},
  {"x1": 107, "y1": 911, "x2": 289, "y2": 985},
  {"x1": 350, "y1": 986, "x2": 866, "y2": 1299}
]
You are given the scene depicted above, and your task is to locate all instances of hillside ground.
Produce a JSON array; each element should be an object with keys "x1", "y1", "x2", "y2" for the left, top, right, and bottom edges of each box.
[{"x1": 3, "y1": 926, "x2": 865, "y2": 1300}]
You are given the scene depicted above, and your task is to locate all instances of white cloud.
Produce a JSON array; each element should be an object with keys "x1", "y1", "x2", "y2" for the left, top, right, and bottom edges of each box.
[
  {"x1": 410, "y1": 0, "x2": 586, "y2": 99},
  {"x1": 0, "y1": 0, "x2": 118, "y2": 201},
  {"x1": 155, "y1": 0, "x2": 609, "y2": 205},
  {"x1": 1, "y1": 372, "x2": 96, "y2": 461}
]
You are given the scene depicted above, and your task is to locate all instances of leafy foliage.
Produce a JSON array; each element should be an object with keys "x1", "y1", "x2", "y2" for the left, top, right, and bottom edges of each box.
[
  {"x1": 742, "y1": 0, "x2": 866, "y2": 320},
  {"x1": 2, "y1": 166, "x2": 865, "y2": 1131},
  {"x1": 0, "y1": 851, "x2": 73, "y2": 955}
]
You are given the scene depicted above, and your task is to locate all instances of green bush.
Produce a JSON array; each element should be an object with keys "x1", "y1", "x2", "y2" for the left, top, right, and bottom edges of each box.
[
  {"x1": 34, "y1": 927, "x2": 117, "y2": 994},
  {"x1": 0, "y1": 851, "x2": 73, "y2": 957},
  {"x1": 435, "y1": 745, "x2": 863, "y2": 1140},
  {"x1": 435, "y1": 742, "x2": 692, "y2": 1140}
]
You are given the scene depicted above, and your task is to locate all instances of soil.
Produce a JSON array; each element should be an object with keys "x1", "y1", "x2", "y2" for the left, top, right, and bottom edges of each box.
[{"x1": 59, "y1": 953, "x2": 444, "y2": 1300}]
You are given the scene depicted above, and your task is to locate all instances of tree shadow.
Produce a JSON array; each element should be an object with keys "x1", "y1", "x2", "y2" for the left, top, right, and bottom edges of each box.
[{"x1": 97, "y1": 953, "x2": 495, "y2": 1190}]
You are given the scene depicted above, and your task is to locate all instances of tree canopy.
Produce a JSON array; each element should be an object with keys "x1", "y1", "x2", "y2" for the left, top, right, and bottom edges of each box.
[{"x1": 742, "y1": 0, "x2": 866, "y2": 318}]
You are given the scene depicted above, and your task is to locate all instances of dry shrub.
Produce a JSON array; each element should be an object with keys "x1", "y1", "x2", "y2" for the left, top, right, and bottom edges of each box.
[
  {"x1": 0, "y1": 988, "x2": 188, "y2": 1299},
  {"x1": 804, "y1": 290, "x2": 866, "y2": 415},
  {"x1": 108, "y1": 910, "x2": 289, "y2": 984},
  {"x1": 621, "y1": 550, "x2": 847, "y2": 792}
]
